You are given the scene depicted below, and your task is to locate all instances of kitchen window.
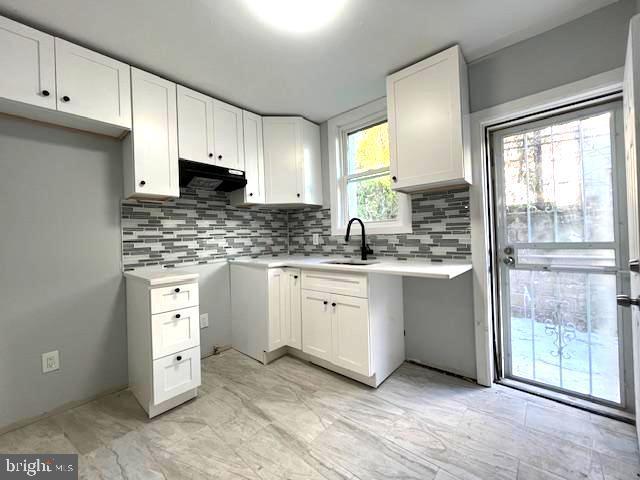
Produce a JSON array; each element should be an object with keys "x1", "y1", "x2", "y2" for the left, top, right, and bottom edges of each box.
[{"x1": 328, "y1": 98, "x2": 412, "y2": 235}]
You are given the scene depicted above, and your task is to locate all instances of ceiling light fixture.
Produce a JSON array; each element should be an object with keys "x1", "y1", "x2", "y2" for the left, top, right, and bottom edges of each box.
[{"x1": 244, "y1": 0, "x2": 347, "y2": 34}]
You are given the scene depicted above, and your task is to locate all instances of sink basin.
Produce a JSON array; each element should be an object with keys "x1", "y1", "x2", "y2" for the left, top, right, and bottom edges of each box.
[{"x1": 322, "y1": 259, "x2": 380, "y2": 266}]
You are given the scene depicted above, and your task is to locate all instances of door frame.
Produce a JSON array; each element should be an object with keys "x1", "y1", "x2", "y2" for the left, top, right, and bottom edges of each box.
[
  {"x1": 489, "y1": 100, "x2": 631, "y2": 409},
  {"x1": 469, "y1": 68, "x2": 625, "y2": 387}
]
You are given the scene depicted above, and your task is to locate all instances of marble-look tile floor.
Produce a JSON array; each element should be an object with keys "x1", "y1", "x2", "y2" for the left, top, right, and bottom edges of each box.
[{"x1": 0, "y1": 349, "x2": 638, "y2": 480}]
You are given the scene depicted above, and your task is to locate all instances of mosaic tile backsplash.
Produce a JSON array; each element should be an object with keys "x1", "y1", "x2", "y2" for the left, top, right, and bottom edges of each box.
[{"x1": 121, "y1": 186, "x2": 470, "y2": 270}]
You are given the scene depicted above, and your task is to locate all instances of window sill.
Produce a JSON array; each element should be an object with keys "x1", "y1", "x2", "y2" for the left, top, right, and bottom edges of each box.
[{"x1": 331, "y1": 223, "x2": 413, "y2": 236}]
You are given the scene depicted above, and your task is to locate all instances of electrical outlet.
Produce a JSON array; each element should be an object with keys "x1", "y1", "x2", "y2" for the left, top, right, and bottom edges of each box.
[
  {"x1": 312, "y1": 233, "x2": 320, "y2": 245},
  {"x1": 42, "y1": 350, "x2": 59, "y2": 373},
  {"x1": 200, "y1": 313, "x2": 209, "y2": 329}
]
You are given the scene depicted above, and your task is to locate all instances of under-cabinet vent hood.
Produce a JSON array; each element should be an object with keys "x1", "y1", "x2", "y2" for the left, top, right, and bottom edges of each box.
[{"x1": 178, "y1": 159, "x2": 247, "y2": 192}]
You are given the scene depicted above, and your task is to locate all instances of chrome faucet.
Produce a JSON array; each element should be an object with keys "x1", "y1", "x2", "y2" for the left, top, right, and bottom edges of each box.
[{"x1": 345, "y1": 217, "x2": 374, "y2": 261}]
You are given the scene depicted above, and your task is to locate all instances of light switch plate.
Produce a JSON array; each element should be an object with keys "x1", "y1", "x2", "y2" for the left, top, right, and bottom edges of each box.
[
  {"x1": 200, "y1": 313, "x2": 209, "y2": 329},
  {"x1": 42, "y1": 350, "x2": 59, "y2": 373},
  {"x1": 312, "y1": 233, "x2": 320, "y2": 245}
]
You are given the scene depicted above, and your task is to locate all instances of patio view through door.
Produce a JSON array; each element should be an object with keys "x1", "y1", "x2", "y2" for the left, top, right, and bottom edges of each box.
[{"x1": 492, "y1": 101, "x2": 628, "y2": 406}]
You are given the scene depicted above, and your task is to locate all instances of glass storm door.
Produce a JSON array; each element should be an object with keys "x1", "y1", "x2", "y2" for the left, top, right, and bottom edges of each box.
[{"x1": 492, "y1": 101, "x2": 629, "y2": 406}]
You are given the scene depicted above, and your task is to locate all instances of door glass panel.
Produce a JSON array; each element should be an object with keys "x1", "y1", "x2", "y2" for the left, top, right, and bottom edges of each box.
[
  {"x1": 509, "y1": 270, "x2": 620, "y2": 403},
  {"x1": 502, "y1": 112, "x2": 615, "y2": 244},
  {"x1": 495, "y1": 104, "x2": 624, "y2": 406}
]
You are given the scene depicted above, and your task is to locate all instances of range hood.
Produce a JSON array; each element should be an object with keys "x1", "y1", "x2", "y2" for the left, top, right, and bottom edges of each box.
[{"x1": 178, "y1": 159, "x2": 247, "y2": 192}]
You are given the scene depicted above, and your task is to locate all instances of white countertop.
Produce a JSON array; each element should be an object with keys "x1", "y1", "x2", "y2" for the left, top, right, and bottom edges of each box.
[
  {"x1": 124, "y1": 268, "x2": 200, "y2": 286},
  {"x1": 228, "y1": 256, "x2": 472, "y2": 280}
]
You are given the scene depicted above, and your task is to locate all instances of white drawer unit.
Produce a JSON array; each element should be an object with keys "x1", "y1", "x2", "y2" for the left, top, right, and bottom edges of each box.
[
  {"x1": 125, "y1": 270, "x2": 201, "y2": 418},
  {"x1": 302, "y1": 270, "x2": 368, "y2": 298},
  {"x1": 150, "y1": 282, "x2": 199, "y2": 314},
  {"x1": 151, "y1": 306, "x2": 200, "y2": 359},
  {"x1": 152, "y1": 346, "x2": 201, "y2": 405}
]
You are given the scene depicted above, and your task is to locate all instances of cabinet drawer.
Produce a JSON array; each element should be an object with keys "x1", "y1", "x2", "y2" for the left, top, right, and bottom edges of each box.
[
  {"x1": 151, "y1": 306, "x2": 200, "y2": 359},
  {"x1": 302, "y1": 270, "x2": 368, "y2": 298},
  {"x1": 150, "y1": 282, "x2": 199, "y2": 314},
  {"x1": 152, "y1": 345, "x2": 201, "y2": 405}
]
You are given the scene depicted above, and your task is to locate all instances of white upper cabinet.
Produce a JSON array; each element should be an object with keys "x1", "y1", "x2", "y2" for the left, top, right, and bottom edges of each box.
[
  {"x1": 263, "y1": 116, "x2": 323, "y2": 205},
  {"x1": 212, "y1": 99, "x2": 244, "y2": 171},
  {"x1": 54, "y1": 38, "x2": 131, "y2": 128},
  {"x1": 177, "y1": 85, "x2": 215, "y2": 164},
  {"x1": 231, "y1": 110, "x2": 265, "y2": 205},
  {"x1": 123, "y1": 68, "x2": 179, "y2": 199},
  {"x1": 0, "y1": 15, "x2": 55, "y2": 109},
  {"x1": 386, "y1": 45, "x2": 471, "y2": 192}
]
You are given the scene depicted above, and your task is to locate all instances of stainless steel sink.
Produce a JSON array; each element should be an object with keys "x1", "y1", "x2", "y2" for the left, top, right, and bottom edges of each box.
[{"x1": 322, "y1": 259, "x2": 380, "y2": 266}]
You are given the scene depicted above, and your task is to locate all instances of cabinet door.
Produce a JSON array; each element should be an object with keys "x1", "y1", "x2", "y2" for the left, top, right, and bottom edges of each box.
[
  {"x1": 267, "y1": 268, "x2": 287, "y2": 351},
  {"x1": 213, "y1": 99, "x2": 244, "y2": 170},
  {"x1": 300, "y1": 119, "x2": 323, "y2": 205},
  {"x1": 177, "y1": 85, "x2": 214, "y2": 164},
  {"x1": 242, "y1": 110, "x2": 265, "y2": 202},
  {"x1": 387, "y1": 45, "x2": 467, "y2": 191},
  {"x1": 0, "y1": 15, "x2": 55, "y2": 109},
  {"x1": 263, "y1": 117, "x2": 302, "y2": 203},
  {"x1": 55, "y1": 38, "x2": 131, "y2": 128},
  {"x1": 130, "y1": 68, "x2": 179, "y2": 197},
  {"x1": 331, "y1": 294, "x2": 371, "y2": 376},
  {"x1": 285, "y1": 269, "x2": 302, "y2": 349},
  {"x1": 301, "y1": 289, "x2": 332, "y2": 361}
]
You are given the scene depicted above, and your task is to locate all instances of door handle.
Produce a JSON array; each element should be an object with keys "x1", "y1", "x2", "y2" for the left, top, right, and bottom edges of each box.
[{"x1": 616, "y1": 295, "x2": 640, "y2": 307}]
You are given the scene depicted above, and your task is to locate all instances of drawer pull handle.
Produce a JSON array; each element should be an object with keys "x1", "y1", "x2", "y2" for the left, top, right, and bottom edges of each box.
[
  {"x1": 174, "y1": 288, "x2": 180, "y2": 293},
  {"x1": 175, "y1": 314, "x2": 181, "y2": 319},
  {"x1": 176, "y1": 355, "x2": 182, "y2": 361}
]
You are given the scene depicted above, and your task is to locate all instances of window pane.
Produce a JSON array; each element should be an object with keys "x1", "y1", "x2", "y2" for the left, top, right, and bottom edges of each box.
[
  {"x1": 347, "y1": 175, "x2": 399, "y2": 222},
  {"x1": 347, "y1": 122, "x2": 390, "y2": 175},
  {"x1": 502, "y1": 112, "x2": 614, "y2": 243}
]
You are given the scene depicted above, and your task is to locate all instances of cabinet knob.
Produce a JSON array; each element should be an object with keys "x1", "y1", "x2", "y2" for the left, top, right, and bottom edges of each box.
[
  {"x1": 208, "y1": 153, "x2": 213, "y2": 158},
  {"x1": 176, "y1": 355, "x2": 182, "y2": 361},
  {"x1": 331, "y1": 302, "x2": 336, "y2": 307},
  {"x1": 175, "y1": 314, "x2": 181, "y2": 319},
  {"x1": 323, "y1": 300, "x2": 328, "y2": 305},
  {"x1": 294, "y1": 275, "x2": 298, "y2": 279},
  {"x1": 139, "y1": 180, "x2": 146, "y2": 186},
  {"x1": 217, "y1": 155, "x2": 223, "y2": 160},
  {"x1": 392, "y1": 176, "x2": 397, "y2": 182},
  {"x1": 41, "y1": 89, "x2": 50, "y2": 97},
  {"x1": 296, "y1": 193, "x2": 301, "y2": 198},
  {"x1": 174, "y1": 287, "x2": 180, "y2": 293},
  {"x1": 62, "y1": 95, "x2": 70, "y2": 102},
  {"x1": 249, "y1": 192, "x2": 253, "y2": 197}
]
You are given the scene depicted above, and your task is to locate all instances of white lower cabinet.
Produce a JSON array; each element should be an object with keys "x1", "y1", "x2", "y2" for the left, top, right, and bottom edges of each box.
[
  {"x1": 125, "y1": 271, "x2": 201, "y2": 418},
  {"x1": 302, "y1": 287, "x2": 371, "y2": 378},
  {"x1": 231, "y1": 263, "x2": 404, "y2": 387}
]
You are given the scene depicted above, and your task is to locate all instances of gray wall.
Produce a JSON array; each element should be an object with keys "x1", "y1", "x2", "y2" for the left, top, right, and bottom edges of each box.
[
  {"x1": 173, "y1": 262, "x2": 232, "y2": 354},
  {"x1": 468, "y1": 0, "x2": 636, "y2": 112},
  {"x1": 404, "y1": 273, "x2": 476, "y2": 379},
  {"x1": 0, "y1": 115, "x2": 126, "y2": 429}
]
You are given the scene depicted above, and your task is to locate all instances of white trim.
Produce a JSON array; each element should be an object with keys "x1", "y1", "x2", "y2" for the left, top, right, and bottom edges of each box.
[
  {"x1": 470, "y1": 68, "x2": 624, "y2": 387},
  {"x1": 327, "y1": 98, "x2": 412, "y2": 236}
]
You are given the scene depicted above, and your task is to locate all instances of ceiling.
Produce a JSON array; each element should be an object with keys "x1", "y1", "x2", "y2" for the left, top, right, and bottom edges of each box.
[{"x1": 0, "y1": 0, "x2": 619, "y2": 122}]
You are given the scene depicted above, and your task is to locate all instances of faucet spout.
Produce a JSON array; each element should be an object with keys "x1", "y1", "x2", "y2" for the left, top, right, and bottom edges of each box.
[{"x1": 345, "y1": 217, "x2": 373, "y2": 261}]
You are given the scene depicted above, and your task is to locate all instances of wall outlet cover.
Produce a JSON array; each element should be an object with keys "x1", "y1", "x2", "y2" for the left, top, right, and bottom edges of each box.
[
  {"x1": 312, "y1": 233, "x2": 320, "y2": 245},
  {"x1": 200, "y1": 313, "x2": 209, "y2": 329},
  {"x1": 42, "y1": 350, "x2": 59, "y2": 373}
]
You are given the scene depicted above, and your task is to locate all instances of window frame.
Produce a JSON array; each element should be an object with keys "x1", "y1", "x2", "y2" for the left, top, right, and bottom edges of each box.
[{"x1": 328, "y1": 98, "x2": 412, "y2": 236}]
